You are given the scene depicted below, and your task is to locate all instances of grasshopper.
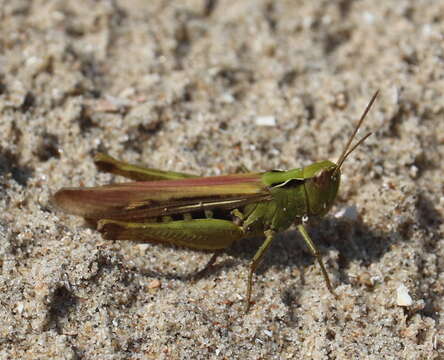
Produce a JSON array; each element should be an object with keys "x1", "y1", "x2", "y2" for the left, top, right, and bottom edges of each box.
[{"x1": 53, "y1": 91, "x2": 378, "y2": 311}]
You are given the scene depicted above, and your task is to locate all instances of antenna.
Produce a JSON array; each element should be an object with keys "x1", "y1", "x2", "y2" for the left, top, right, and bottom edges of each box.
[{"x1": 333, "y1": 90, "x2": 379, "y2": 175}]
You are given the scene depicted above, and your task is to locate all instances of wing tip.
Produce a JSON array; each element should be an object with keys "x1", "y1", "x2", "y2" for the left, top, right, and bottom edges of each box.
[
  {"x1": 51, "y1": 188, "x2": 75, "y2": 214},
  {"x1": 52, "y1": 187, "x2": 99, "y2": 217}
]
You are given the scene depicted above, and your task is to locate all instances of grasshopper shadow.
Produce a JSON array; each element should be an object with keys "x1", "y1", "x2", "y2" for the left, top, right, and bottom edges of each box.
[
  {"x1": 133, "y1": 245, "x2": 239, "y2": 282},
  {"x1": 231, "y1": 217, "x2": 390, "y2": 272}
]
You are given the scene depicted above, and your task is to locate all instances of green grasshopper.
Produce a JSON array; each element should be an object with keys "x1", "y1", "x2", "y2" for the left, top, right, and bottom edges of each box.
[{"x1": 53, "y1": 91, "x2": 378, "y2": 311}]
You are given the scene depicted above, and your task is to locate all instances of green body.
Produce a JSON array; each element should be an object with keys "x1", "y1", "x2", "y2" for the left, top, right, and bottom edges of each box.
[
  {"x1": 89, "y1": 155, "x2": 340, "y2": 250},
  {"x1": 243, "y1": 161, "x2": 340, "y2": 235},
  {"x1": 91, "y1": 154, "x2": 340, "y2": 249}
]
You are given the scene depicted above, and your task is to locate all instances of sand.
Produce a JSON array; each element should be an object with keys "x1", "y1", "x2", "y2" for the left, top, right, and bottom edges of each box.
[{"x1": 0, "y1": 1, "x2": 442, "y2": 359}]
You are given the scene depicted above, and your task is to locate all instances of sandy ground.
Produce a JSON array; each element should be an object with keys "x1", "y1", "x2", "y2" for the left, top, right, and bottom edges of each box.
[{"x1": 1, "y1": 0, "x2": 443, "y2": 359}]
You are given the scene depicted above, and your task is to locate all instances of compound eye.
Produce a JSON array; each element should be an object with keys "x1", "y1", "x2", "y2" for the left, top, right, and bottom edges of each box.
[{"x1": 314, "y1": 169, "x2": 330, "y2": 187}]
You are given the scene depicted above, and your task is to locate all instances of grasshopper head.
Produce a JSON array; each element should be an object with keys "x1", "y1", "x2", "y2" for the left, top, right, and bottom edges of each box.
[
  {"x1": 302, "y1": 90, "x2": 379, "y2": 218},
  {"x1": 303, "y1": 161, "x2": 340, "y2": 217}
]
